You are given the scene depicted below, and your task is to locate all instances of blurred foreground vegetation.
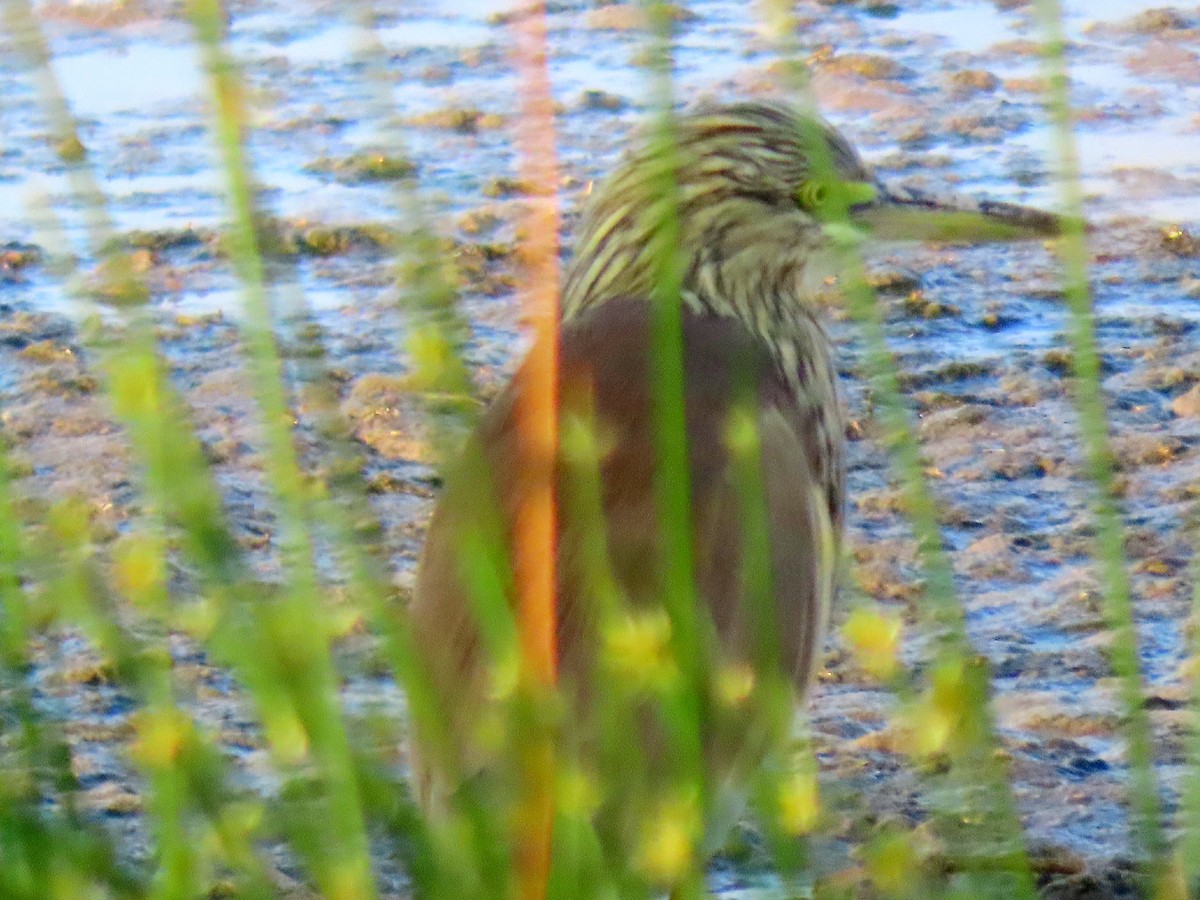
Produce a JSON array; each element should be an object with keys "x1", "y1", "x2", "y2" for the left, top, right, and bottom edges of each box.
[{"x1": 0, "y1": 0, "x2": 1195, "y2": 898}]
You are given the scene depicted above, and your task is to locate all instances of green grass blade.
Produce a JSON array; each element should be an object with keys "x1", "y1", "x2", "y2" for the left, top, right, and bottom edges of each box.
[{"x1": 1031, "y1": 0, "x2": 1167, "y2": 875}]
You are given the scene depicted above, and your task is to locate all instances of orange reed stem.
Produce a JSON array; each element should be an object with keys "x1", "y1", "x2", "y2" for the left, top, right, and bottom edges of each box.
[{"x1": 511, "y1": 3, "x2": 561, "y2": 896}]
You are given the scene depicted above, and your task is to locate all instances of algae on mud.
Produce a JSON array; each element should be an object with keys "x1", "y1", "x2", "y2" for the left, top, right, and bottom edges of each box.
[{"x1": 0, "y1": 0, "x2": 1199, "y2": 896}]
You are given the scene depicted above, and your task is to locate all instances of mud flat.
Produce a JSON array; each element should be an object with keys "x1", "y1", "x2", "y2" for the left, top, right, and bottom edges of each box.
[{"x1": 2, "y1": 0, "x2": 1199, "y2": 895}]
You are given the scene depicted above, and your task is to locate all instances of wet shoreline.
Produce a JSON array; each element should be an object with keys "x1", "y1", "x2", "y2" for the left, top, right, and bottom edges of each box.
[{"x1": 2, "y1": 0, "x2": 1200, "y2": 894}]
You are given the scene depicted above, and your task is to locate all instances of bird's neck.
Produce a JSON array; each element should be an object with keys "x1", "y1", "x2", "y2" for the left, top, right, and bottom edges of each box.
[{"x1": 562, "y1": 204, "x2": 835, "y2": 383}]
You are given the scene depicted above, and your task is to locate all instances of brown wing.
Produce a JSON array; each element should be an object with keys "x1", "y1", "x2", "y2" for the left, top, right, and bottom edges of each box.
[{"x1": 407, "y1": 297, "x2": 843, "y2": 810}]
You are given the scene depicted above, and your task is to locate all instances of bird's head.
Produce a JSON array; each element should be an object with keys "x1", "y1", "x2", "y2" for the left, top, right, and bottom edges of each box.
[{"x1": 561, "y1": 100, "x2": 1061, "y2": 324}]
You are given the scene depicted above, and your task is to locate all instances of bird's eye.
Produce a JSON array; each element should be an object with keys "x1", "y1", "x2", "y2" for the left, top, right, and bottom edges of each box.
[
  {"x1": 796, "y1": 179, "x2": 829, "y2": 211},
  {"x1": 796, "y1": 178, "x2": 879, "y2": 214}
]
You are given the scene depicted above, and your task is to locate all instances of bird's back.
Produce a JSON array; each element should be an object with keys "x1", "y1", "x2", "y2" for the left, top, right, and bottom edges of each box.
[{"x1": 408, "y1": 297, "x2": 843, "y2": 814}]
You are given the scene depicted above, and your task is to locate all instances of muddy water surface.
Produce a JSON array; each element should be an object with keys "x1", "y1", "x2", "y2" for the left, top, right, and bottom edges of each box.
[{"x1": 2, "y1": 0, "x2": 1200, "y2": 895}]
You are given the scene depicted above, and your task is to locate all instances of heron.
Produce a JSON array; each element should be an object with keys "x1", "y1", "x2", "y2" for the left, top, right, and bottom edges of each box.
[{"x1": 406, "y1": 99, "x2": 1059, "y2": 877}]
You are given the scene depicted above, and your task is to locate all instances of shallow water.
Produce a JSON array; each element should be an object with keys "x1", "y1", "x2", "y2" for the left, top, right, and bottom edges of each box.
[
  {"x1": 5, "y1": 0, "x2": 1196, "y2": 259},
  {"x1": 2, "y1": 0, "x2": 1200, "y2": 893}
]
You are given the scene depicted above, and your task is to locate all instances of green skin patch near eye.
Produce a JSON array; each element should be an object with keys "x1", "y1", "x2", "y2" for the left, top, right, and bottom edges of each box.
[{"x1": 795, "y1": 179, "x2": 879, "y2": 214}]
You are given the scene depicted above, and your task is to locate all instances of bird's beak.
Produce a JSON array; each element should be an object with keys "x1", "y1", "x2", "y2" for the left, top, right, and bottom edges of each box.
[{"x1": 850, "y1": 181, "x2": 1069, "y2": 243}]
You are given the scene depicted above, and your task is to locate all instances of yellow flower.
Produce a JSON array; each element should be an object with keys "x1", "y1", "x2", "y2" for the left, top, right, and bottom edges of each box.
[
  {"x1": 714, "y1": 661, "x2": 756, "y2": 707},
  {"x1": 777, "y1": 769, "x2": 820, "y2": 835},
  {"x1": 109, "y1": 356, "x2": 161, "y2": 419},
  {"x1": 50, "y1": 872, "x2": 104, "y2": 900},
  {"x1": 556, "y1": 766, "x2": 601, "y2": 819},
  {"x1": 723, "y1": 404, "x2": 760, "y2": 458},
  {"x1": 406, "y1": 327, "x2": 457, "y2": 392},
  {"x1": 866, "y1": 829, "x2": 917, "y2": 895},
  {"x1": 900, "y1": 657, "x2": 968, "y2": 758},
  {"x1": 929, "y1": 657, "x2": 969, "y2": 717},
  {"x1": 486, "y1": 647, "x2": 521, "y2": 703},
  {"x1": 901, "y1": 703, "x2": 953, "y2": 758},
  {"x1": 603, "y1": 609, "x2": 676, "y2": 692},
  {"x1": 131, "y1": 707, "x2": 193, "y2": 769},
  {"x1": 560, "y1": 409, "x2": 616, "y2": 466},
  {"x1": 637, "y1": 794, "x2": 699, "y2": 884},
  {"x1": 113, "y1": 534, "x2": 166, "y2": 604},
  {"x1": 843, "y1": 606, "x2": 902, "y2": 680},
  {"x1": 325, "y1": 860, "x2": 374, "y2": 900},
  {"x1": 264, "y1": 709, "x2": 310, "y2": 765}
]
